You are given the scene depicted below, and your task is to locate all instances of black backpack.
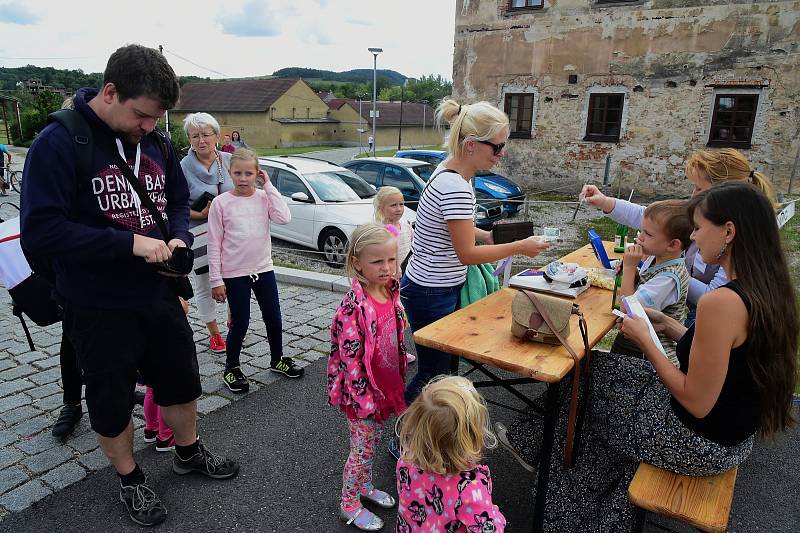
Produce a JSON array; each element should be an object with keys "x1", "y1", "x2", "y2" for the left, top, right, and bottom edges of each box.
[{"x1": 9, "y1": 109, "x2": 171, "y2": 350}]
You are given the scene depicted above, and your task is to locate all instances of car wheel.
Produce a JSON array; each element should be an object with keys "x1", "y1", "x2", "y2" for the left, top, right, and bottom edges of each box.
[{"x1": 319, "y1": 228, "x2": 348, "y2": 268}]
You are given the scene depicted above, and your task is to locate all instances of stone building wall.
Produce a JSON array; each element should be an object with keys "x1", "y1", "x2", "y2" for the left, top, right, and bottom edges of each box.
[{"x1": 453, "y1": 0, "x2": 800, "y2": 197}]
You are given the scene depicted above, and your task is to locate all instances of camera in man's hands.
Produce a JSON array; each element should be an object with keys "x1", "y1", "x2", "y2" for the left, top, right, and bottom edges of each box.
[{"x1": 155, "y1": 247, "x2": 194, "y2": 276}]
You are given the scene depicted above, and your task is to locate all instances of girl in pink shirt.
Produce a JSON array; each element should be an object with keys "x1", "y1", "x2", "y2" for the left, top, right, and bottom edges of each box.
[
  {"x1": 207, "y1": 149, "x2": 304, "y2": 394},
  {"x1": 395, "y1": 376, "x2": 507, "y2": 533},
  {"x1": 327, "y1": 223, "x2": 409, "y2": 531}
]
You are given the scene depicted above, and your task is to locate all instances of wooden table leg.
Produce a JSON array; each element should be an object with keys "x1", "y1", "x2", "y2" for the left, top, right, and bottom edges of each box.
[{"x1": 532, "y1": 380, "x2": 560, "y2": 533}]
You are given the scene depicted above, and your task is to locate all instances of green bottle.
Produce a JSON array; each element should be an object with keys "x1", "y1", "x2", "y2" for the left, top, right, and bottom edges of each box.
[
  {"x1": 614, "y1": 223, "x2": 628, "y2": 253},
  {"x1": 611, "y1": 263, "x2": 623, "y2": 311}
]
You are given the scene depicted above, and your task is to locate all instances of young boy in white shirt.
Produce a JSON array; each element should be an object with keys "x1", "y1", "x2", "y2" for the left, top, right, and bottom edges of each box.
[{"x1": 612, "y1": 200, "x2": 693, "y2": 366}]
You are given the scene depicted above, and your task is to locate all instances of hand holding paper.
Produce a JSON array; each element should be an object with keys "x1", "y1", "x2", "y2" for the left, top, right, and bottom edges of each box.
[{"x1": 619, "y1": 295, "x2": 667, "y2": 357}]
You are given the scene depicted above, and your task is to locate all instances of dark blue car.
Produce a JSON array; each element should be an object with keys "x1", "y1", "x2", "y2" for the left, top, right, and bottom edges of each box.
[
  {"x1": 342, "y1": 157, "x2": 504, "y2": 229},
  {"x1": 394, "y1": 149, "x2": 525, "y2": 214}
]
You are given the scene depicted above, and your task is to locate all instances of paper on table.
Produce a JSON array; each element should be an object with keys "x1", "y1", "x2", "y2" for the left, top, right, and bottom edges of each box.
[{"x1": 622, "y1": 295, "x2": 667, "y2": 357}]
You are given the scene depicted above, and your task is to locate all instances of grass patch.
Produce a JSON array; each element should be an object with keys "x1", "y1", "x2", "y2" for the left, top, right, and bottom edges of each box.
[
  {"x1": 578, "y1": 215, "x2": 618, "y2": 243},
  {"x1": 273, "y1": 259, "x2": 314, "y2": 272},
  {"x1": 255, "y1": 146, "x2": 340, "y2": 157},
  {"x1": 778, "y1": 196, "x2": 800, "y2": 394},
  {"x1": 355, "y1": 145, "x2": 443, "y2": 158}
]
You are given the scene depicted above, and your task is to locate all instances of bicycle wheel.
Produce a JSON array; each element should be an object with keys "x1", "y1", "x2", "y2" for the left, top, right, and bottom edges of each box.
[{"x1": 9, "y1": 171, "x2": 22, "y2": 194}]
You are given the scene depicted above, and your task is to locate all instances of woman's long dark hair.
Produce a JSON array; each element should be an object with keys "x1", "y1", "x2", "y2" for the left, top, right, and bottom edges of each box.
[{"x1": 688, "y1": 182, "x2": 798, "y2": 439}]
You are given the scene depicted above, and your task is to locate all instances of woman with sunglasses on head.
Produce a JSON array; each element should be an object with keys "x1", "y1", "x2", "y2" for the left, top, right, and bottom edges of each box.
[
  {"x1": 180, "y1": 112, "x2": 234, "y2": 357},
  {"x1": 399, "y1": 99, "x2": 550, "y2": 412}
]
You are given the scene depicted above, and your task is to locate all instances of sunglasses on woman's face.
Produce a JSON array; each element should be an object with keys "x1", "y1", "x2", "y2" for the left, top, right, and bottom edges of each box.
[{"x1": 476, "y1": 139, "x2": 506, "y2": 155}]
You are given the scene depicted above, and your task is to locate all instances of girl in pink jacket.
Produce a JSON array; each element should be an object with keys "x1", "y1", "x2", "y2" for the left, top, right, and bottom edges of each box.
[
  {"x1": 395, "y1": 376, "x2": 507, "y2": 533},
  {"x1": 327, "y1": 223, "x2": 409, "y2": 531}
]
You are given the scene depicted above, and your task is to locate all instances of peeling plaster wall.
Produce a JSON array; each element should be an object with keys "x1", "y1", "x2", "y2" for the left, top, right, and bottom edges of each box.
[{"x1": 453, "y1": 0, "x2": 800, "y2": 196}]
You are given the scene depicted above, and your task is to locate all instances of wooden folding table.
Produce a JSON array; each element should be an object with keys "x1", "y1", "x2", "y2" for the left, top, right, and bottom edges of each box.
[{"x1": 413, "y1": 242, "x2": 622, "y2": 532}]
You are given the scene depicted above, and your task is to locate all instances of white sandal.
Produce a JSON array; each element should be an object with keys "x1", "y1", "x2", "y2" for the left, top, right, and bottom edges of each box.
[
  {"x1": 339, "y1": 506, "x2": 384, "y2": 531},
  {"x1": 360, "y1": 487, "x2": 396, "y2": 508}
]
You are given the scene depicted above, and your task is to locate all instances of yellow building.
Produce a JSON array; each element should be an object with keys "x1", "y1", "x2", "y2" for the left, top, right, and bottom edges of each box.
[
  {"x1": 326, "y1": 99, "x2": 442, "y2": 148},
  {"x1": 172, "y1": 78, "x2": 337, "y2": 149},
  {"x1": 172, "y1": 78, "x2": 443, "y2": 149}
]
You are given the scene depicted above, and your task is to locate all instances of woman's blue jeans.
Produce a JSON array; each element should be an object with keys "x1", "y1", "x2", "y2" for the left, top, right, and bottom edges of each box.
[{"x1": 401, "y1": 275, "x2": 462, "y2": 404}]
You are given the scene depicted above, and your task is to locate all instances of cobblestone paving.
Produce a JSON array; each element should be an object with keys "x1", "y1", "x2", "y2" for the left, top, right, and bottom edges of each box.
[{"x1": 0, "y1": 282, "x2": 342, "y2": 518}]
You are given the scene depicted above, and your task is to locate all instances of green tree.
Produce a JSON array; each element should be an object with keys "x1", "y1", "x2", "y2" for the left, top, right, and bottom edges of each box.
[
  {"x1": 405, "y1": 74, "x2": 452, "y2": 105},
  {"x1": 167, "y1": 120, "x2": 189, "y2": 158},
  {"x1": 11, "y1": 89, "x2": 63, "y2": 144}
]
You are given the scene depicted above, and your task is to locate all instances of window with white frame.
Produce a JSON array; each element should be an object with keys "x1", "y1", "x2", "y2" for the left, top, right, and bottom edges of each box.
[
  {"x1": 504, "y1": 93, "x2": 534, "y2": 138},
  {"x1": 509, "y1": 0, "x2": 544, "y2": 10},
  {"x1": 584, "y1": 93, "x2": 624, "y2": 142},
  {"x1": 707, "y1": 93, "x2": 759, "y2": 148}
]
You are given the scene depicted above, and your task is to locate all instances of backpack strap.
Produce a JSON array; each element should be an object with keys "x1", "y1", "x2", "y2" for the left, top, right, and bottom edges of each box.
[
  {"x1": 48, "y1": 109, "x2": 93, "y2": 188},
  {"x1": 47, "y1": 108, "x2": 170, "y2": 188},
  {"x1": 11, "y1": 304, "x2": 36, "y2": 352}
]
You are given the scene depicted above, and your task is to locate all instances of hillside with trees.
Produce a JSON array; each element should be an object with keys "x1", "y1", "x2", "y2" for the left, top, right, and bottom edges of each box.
[
  {"x1": 272, "y1": 67, "x2": 407, "y2": 86},
  {"x1": 0, "y1": 65, "x2": 214, "y2": 93},
  {"x1": 2, "y1": 64, "x2": 451, "y2": 145}
]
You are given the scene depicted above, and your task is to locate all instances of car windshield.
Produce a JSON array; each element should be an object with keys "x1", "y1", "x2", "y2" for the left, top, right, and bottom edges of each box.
[
  {"x1": 409, "y1": 163, "x2": 438, "y2": 181},
  {"x1": 305, "y1": 171, "x2": 372, "y2": 202}
]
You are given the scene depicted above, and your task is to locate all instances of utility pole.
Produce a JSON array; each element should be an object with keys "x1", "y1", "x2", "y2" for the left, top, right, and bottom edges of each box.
[
  {"x1": 397, "y1": 84, "x2": 404, "y2": 151},
  {"x1": 358, "y1": 97, "x2": 364, "y2": 153},
  {"x1": 159, "y1": 45, "x2": 171, "y2": 137},
  {"x1": 368, "y1": 48, "x2": 382, "y2": 157}
]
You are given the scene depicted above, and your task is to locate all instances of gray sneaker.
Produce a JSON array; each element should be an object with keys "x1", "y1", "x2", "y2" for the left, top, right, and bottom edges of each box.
[
  {"x1": 172, "y1": 441, "x2": 239, "y2": 479},
  {"x1": 495, "y1": 422, "x2": 536, "y2": 473},
  {"x1": 119, "y1": 475, "x2": 167, "y2": 527}
]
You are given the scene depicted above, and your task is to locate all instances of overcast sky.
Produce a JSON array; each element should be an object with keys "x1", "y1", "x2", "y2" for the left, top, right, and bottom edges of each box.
[{"x1": 0, "y1": 0, "x2": 456, "y2": 81}]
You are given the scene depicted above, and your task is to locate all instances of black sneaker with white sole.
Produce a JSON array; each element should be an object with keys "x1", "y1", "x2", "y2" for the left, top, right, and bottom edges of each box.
[
  {"x1": 223, "y1": 366, "x2": 250, "y2": 393},
  {"x1": 172, "y1": 441, "x2": 239, "y2": 479},
  {"x1": 119, "y1": 475, "x2": 167, "y2": 527},
  {"x1": 269, "y1": 357, "x2": 304, "y2": 378}
]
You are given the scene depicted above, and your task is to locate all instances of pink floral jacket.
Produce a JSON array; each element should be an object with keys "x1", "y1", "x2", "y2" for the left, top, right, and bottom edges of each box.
[
  {"x1": 396, "y1": 460, "x2": 506, "y2": 532},
  {"x1": 327, "y1": 278, "x2": 408, "y2": 419}
]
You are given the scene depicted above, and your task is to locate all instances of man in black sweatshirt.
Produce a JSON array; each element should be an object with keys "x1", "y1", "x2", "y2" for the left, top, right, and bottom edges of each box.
[{"x1": 20, "y1": 44, "x2": 239, "y2": 527}]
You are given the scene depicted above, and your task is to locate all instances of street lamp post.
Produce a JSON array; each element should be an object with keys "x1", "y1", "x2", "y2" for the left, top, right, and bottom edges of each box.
[
  {"x1": 397, "y1": 82, "x2": 405, "y2": 151},
  {"x1": 357, "y1": 95, "x2": 366, "y2": 154},
  {"x1": 368, "y1": 47, "x2": 382, "y2": 157}
]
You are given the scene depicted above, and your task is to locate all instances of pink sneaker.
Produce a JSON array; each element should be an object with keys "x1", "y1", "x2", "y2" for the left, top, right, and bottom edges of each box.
[{"x1": 209, "y1": 334, "x2": 226, "y2": 353}]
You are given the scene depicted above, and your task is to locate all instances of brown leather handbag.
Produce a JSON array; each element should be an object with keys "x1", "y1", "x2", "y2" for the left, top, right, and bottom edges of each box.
[
  {"x1": 511, "y1": 290, "x2": 575, "y2": 344},
  {"x1": 511, "y1": 289, "x2": 590, "y2": 467}
]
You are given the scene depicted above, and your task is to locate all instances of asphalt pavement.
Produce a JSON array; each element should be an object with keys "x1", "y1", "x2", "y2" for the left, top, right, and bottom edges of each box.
[{"x1": 0, "y1": 356, "x2": 797, "y2": 532}]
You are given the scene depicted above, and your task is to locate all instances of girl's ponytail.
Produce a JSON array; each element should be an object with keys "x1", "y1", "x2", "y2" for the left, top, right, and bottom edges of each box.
[{"x1": 750, "y1": 171, "x2": 778, "y2": 209}]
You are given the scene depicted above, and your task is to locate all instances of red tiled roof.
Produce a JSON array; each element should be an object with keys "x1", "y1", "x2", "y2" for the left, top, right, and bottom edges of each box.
[
  {"x1": 326, "y1": 98, "x2": 349, "y2": 110},
  {"x1": 328, "y1": 98, "x2": 434, "y2": 126},
  {"x1": 174, "y1": 78, "x2": 301, "y2": 112},
  {"x1": 341, "y1": 100, "x2": 436, "y2": 127}
]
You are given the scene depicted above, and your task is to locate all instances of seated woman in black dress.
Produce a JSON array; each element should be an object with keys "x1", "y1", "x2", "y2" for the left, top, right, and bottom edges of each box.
[{"x1": 525, "y1": 181, "x2": 798, "y2": 532}]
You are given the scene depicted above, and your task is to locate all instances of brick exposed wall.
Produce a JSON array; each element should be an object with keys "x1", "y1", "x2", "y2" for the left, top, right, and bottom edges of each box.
[{"x1": 453, "y1": 0, "x2": 800, "y2": 196}]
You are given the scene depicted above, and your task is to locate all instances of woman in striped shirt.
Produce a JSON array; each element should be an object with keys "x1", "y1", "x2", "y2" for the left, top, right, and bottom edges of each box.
[{"x1": 401, "y1": 99, "x2": 550, "y2": 405}]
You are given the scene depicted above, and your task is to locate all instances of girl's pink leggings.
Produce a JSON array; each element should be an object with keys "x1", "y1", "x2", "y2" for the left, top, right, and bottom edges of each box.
[{"x1": 143, "y1": 387, "x2": 173, "y2": 440}]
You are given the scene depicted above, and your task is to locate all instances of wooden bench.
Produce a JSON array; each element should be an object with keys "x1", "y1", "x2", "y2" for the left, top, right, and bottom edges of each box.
[{"x1": 628, "y1": 463, "x2": 738, "y2": 533}]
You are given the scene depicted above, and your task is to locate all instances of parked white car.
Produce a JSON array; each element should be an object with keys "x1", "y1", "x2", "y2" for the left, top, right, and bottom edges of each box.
[{"x1": 259, "y1": 156, "x2": 416, "y2": 267}]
